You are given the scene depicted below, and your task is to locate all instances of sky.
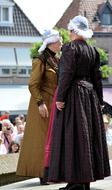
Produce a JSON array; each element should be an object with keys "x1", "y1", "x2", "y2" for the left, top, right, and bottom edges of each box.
[{"x1": 15, "y1": 0, "x2": 72, "y2": 34}]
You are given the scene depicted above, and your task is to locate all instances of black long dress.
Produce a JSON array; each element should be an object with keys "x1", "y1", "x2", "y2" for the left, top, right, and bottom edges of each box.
[{"x1": 48, "y1": 40, "x2": 110, "y2": 183}]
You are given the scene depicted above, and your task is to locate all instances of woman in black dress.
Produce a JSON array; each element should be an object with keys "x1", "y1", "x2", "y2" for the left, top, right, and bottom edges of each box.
[{"x1": 48, "y1": 15, "x2": 110, "y2": 190}]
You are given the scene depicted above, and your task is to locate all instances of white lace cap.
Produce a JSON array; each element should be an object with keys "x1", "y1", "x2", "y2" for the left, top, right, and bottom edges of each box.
[
  {"x1": 38, "y1": 29, "x2": 61, "y2": 53},
  {"x1": 68, "y1": 15, "x2": 93, "y2": 39}
]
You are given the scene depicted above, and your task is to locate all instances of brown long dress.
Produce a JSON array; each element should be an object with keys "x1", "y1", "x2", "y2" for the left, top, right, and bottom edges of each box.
[{"x1": 16, "y1": 48, "x2": 58, "y2": 177}]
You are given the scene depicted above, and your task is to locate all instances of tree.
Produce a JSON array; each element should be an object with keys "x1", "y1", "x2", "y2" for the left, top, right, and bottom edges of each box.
[
  {"x1": 100, "y1": 65, "x2": 112, "y2": 79},
  {"x1": 30, "y1": 41, "x2": 42, "y2": 59},
  {"x1": 57, "y1": 28, "x2": 70, "y2": 43},
  {"x1": 87, "y1": 39, "x2": 112, "y2": 79}
]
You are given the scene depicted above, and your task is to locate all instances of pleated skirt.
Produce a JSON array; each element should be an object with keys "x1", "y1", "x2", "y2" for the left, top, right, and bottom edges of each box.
[{"x1": 48, "y1": 81, "x2": 110, "y2": 183}]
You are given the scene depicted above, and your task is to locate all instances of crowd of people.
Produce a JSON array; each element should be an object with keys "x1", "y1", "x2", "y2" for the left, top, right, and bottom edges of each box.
[
  {"x1": 0, "y1": 111, "x2": 25, "y2": 155},
  {"x1": 0, "y1": 111, "x2": 111, "y2": 156}
]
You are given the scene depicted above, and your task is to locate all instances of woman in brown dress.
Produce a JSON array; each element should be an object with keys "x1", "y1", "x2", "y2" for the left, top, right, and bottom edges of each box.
[
  {"x1": 47, "y1": 16, "x2": 110, "y2": 190},
  {"x1": 16, "y1": 29, "x2": 62, "y2": 184}
]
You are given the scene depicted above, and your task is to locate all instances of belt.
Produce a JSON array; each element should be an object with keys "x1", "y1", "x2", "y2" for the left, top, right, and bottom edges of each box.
[{"x1": 72, "y1": 79, "x2": 93, "y2": 90}]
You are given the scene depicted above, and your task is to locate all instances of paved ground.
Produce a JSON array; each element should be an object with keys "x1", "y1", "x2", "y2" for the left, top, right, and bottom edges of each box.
[
  {"x1": 0, "y1": 161, "x2": 112, "y2": 190},
  {"x1": 0, "y1": 176, "x2": 112, "y2": 190}
]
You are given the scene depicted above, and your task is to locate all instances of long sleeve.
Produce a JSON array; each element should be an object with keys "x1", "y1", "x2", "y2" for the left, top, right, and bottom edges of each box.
[
  {"x1": 92, "y1": 48, "x2": 103, "y2": 105},
  {"x1": 57, "y1": 43, "x2": 76, "y2": 102},
  {"x1": 28, "y1": 58, "x2": 45, "y2": 104}
]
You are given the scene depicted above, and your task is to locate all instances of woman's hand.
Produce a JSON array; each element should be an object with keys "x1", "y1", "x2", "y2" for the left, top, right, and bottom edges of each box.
[
  {"x1": 38, "y1": 104, "x2": 49, "y2": 118},
  {"x1": 56, "y1": 102, "x2": 65, "y2": 111}
]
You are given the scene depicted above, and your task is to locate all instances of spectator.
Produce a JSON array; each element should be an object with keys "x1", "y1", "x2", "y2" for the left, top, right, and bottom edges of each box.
[
  {"x1": 8, "y1": 141, "x2": 20, "y2": 153},
  {"x1": 18, "y1": 114, "x2": 26, "y2": 126},
  {"x1": 14, "y1": 133, "x2": 24, "y2": 147},
  {"x1": 14, "y1": 124, "x2": 24, "y2": 147},
  {"x1": 17, "y1": 124, "x2": 25, "y2": 134},
  {"x1": 14, "y1": 117, "x2": 23, "y2": 127},
  {"x1": 0, "y1": 111, "x2": 10, "y2": 121},
  {"x1": 0, "y1": 136, "x2": 7, "y2": 155},
  {"x1": 1, "y1": 119, "x2": 15, "y2": 151}
]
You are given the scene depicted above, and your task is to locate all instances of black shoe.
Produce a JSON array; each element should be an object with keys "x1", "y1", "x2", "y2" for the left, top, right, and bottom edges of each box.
[
  {"x1": 68, "y1": 184, "x2": 85, "y2": 190},
  {"x1": 59, "y1": 183, "x2": 73, "y2": 190},
  {"x1": 59, "y1": 183, "x2": 87, "y2": 190},
  {"x1": 39, "y1": 177, "x2": 49, "y2": 185}
]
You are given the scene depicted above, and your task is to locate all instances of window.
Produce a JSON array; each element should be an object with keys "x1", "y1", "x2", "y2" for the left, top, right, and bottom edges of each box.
[
  {"x1": 0, "y1": 7, "x2": 9, "y2": 22},
  {"x1": 18, "y1": 69, "x2": 27, "y2": 75},
  {"x1": 16, "y1": 48, "x2": 32, "y2": 66},
  {"x1": 0, "y1": 47, "x2": 31, "y2": 77},
  {"x1": 99, "y1": 3, "x2": 112, "y2": 25},
  {"x1": 0, "y1": 0, "x2": 14, "y2": 26},
  {"x1": 2, "y1": 68, "x2": 10, "y2": 74},
  {"x1": 28, "y1": 69, "x2": 31, "y2": 75},
  {"x1": 12, "y1": 68, "x2": 17, "y2": 75},
  {"x1": 2, "y1": 7, "x2": 9, "y2": 21},
  {"x1": 102, "y1": 13, "x2": 112, "y2": 25},
  {"x1": 0, "y1": 48, "x2": 16, "y2": 66},
  {"x1": 0, "y1": 67, "x2": 31, "y2": 77}
]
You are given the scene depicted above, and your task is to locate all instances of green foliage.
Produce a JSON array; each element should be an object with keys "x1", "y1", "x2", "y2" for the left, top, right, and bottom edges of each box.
[
  {"x1": 57, "y1": 28, "x2": 70, "y2": 43},
  {"x1": 87, "y1": 39, "x2": 96, "y2": 46},
  {"x1": 100, "y1": 65, "x2": 112, "y2": 79},
  {"x1": 87, "y1": 39, "x2": 108, "y2": 63},
  {"x1": 97, "y1": 48, "x2": 108, "y2": 63},
  {"x1": 87, "y1": 39, "x2": 112, "y2": 79},
  {"x1": 30, "y1": 41, "x2": 42, "y2": 58}
]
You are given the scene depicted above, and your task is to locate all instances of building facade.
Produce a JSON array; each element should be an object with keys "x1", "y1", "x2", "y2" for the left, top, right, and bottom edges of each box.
[
  {"x1": 0, "y1": 0, "x2": 41, "y2": 114},
  {"x1": 0, "y1": 0, "x2": 41, "y2": 85}
]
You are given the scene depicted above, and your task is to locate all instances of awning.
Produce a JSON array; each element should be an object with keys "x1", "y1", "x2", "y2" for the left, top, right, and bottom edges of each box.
[
  {"x1": 16, "y1": 48, "x2": 32, "y2": 66},
  {"x1": 0, "y1": 85, "x2": 30, "y2": 113},
  {"x1": 103, "y1": 87, "x2": 112, "y2": 106},
  {"x1": 0, "y1": 47, "x2": 32, "y2": 67},
  {"x1": 0, "y1": 47, "x2": 16, "y2": 66}
]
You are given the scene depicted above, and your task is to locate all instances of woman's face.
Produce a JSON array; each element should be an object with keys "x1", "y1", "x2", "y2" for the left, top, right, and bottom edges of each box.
[
  {"x1": 3, "y1": 126, "x2": 12, "y2": 135},
  {"x1": 11, "y1": 144, "x2": 19, "y2": 153},
  {"x1": 17, "y1": 124, "x2": 24, "y2": 134},
  {"x1": 69, "y1": 30, "x2": 83, "y2": 41},
  {"x1": 49, "y1": 40, "x2": 62, "y2": 53},
  {"x1": 69, "y1": 30, "x2": 76, "y2": 40}
]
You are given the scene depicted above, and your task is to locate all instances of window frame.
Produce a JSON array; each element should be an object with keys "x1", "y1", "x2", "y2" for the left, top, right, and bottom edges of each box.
[
  {"x1": 2, "y1": 68, "x2": 10, "y2": 75},
  {"x1": 0, "y1": 5, "x2": 13, "y2": 26},
  {"x1": 99, "y1": 3, "x2": 112, "y2": 26},
  {"x1": 101, "y1": 12, "x2": 112, "y2": 25},
  {"x1": 0, "y1": 6, "x2": 9, "y2": 22}
]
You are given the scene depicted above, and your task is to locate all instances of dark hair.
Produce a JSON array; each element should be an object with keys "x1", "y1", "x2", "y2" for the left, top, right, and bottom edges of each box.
[{"x1": 8, "y1": 141, "x2": 20, "y2": 153}]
